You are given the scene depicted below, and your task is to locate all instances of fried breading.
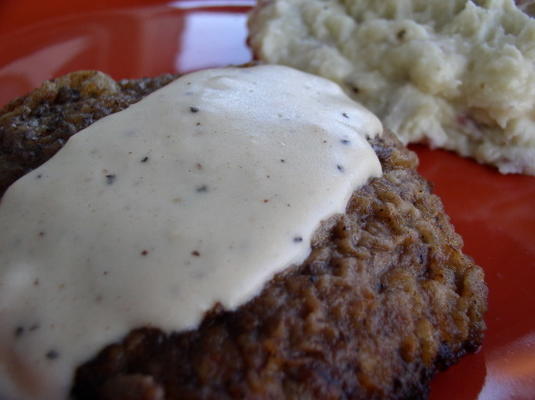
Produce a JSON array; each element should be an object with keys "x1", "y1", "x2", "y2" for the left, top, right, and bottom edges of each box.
[{"x1": 0, "y1": 71, "x2": 487, "y2": 400}]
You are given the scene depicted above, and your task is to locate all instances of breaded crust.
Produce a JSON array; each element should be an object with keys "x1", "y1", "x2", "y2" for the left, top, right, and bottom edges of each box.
[{"x1": 0, "y1": 71, "x2": 487, "y2": 400}]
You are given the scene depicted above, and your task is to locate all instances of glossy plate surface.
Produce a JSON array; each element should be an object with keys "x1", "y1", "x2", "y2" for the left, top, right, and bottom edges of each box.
[{"x1": 1, "y1": 1, "x2": 534, "y2": 399}]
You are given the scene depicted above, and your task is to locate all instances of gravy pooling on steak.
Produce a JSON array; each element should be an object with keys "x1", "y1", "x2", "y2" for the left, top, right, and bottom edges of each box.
[{"x1": 0, "y1": 65, "x2": 384, "y2": 400}]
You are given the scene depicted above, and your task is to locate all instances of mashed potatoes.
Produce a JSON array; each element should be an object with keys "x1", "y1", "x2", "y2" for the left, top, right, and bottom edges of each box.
[{"x1": 249, "y1": 0, "x2": 535, "y2": 174}]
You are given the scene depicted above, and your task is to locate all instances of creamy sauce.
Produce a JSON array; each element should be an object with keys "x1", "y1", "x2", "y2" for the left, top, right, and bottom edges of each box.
[
  {"x1": 249, "y1": 0, "x2": 535, "y2": 174},
  {"x1": 0, "y1": 65, "x2": 382, "y2": 400}
]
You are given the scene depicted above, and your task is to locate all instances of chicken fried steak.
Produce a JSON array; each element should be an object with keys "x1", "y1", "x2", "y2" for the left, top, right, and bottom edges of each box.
[{"x1": 0, "y1": 71, "x2": 487, "y2": 400}]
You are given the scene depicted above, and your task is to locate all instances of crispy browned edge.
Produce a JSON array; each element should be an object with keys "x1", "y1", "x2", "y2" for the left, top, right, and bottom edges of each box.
[{"x1": 0, "y1": 71, "x2": 487, "y2": 400}]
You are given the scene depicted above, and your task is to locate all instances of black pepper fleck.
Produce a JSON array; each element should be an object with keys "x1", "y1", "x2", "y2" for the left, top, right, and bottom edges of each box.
[
  {"x1": 293, "y1": 236, "x2": 303, "y2": 243},
  {"x1": 14, "y1": 326, "x2": 24, "y2": 338},
  {"x1": 196, "y1": 163, "x2": 203, "y2": 170},
  {"x1": 105, "y1": 174, "x2": 116, "y2": 185},
  {"x1": 351, "y1": 85, "x2": 360, "y2": 94},
  {"x1": 196, "y1": 185, "x2": 208, "y2": 193},
  {"x1": 342, "y1": 112, "x2": 349, "y2": 119},
  {"x1": 36, "y1": 174, "x2": 42, "y2": 179},
  {"x1": 263, "y1": 199, "x2": 269, "y2": 203},
  {"x1": 196, "y1": 122, "x2": 201, "y2": 126},
  {"x1": 340, "y1": 139, "x2": 351, "y2": 145},
  {"x1": 190, "y1": 106, "x2": 199, "y2": 113},
  {"x1": 397, "y1": 29, "x2": 406, "y2": 40},
  {"x1": 191, "y1": 250, "x2": 200, "y2": 257},
  {"x1": 38, "y1": 231, "x2": 45, "y2": 238},
  {"x1": 280, "y1": 159, "x2": 285, "y2": 163},
  {"x1": 141, "y1": 250, "x2": 149, "y2": 256},
  {"x1": 46, "y1": 350, "x2": 59, "y2": 360},
  {"x1": 337, "y1": 164, "x2": 345, "y2": 172},
  {"x1": 141, "y1": 156, "x2": 149, "y2": 163}
]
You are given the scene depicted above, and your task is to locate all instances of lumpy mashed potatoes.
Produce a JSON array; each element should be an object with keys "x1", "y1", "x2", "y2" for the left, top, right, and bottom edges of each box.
[{"x1": 249, "y1": 0, "x2": 535, "y2": 174}]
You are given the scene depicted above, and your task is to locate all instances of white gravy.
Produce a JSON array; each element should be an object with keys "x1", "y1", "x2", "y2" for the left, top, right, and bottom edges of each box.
[{"x1": 0, "y1": 65, "x2": 382, "y2": 399}]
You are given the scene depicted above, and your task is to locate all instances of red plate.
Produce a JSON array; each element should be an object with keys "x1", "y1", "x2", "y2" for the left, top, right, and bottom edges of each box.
[{"x1": 1, "y1": 1, "x2": 534, "y2": 398}]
